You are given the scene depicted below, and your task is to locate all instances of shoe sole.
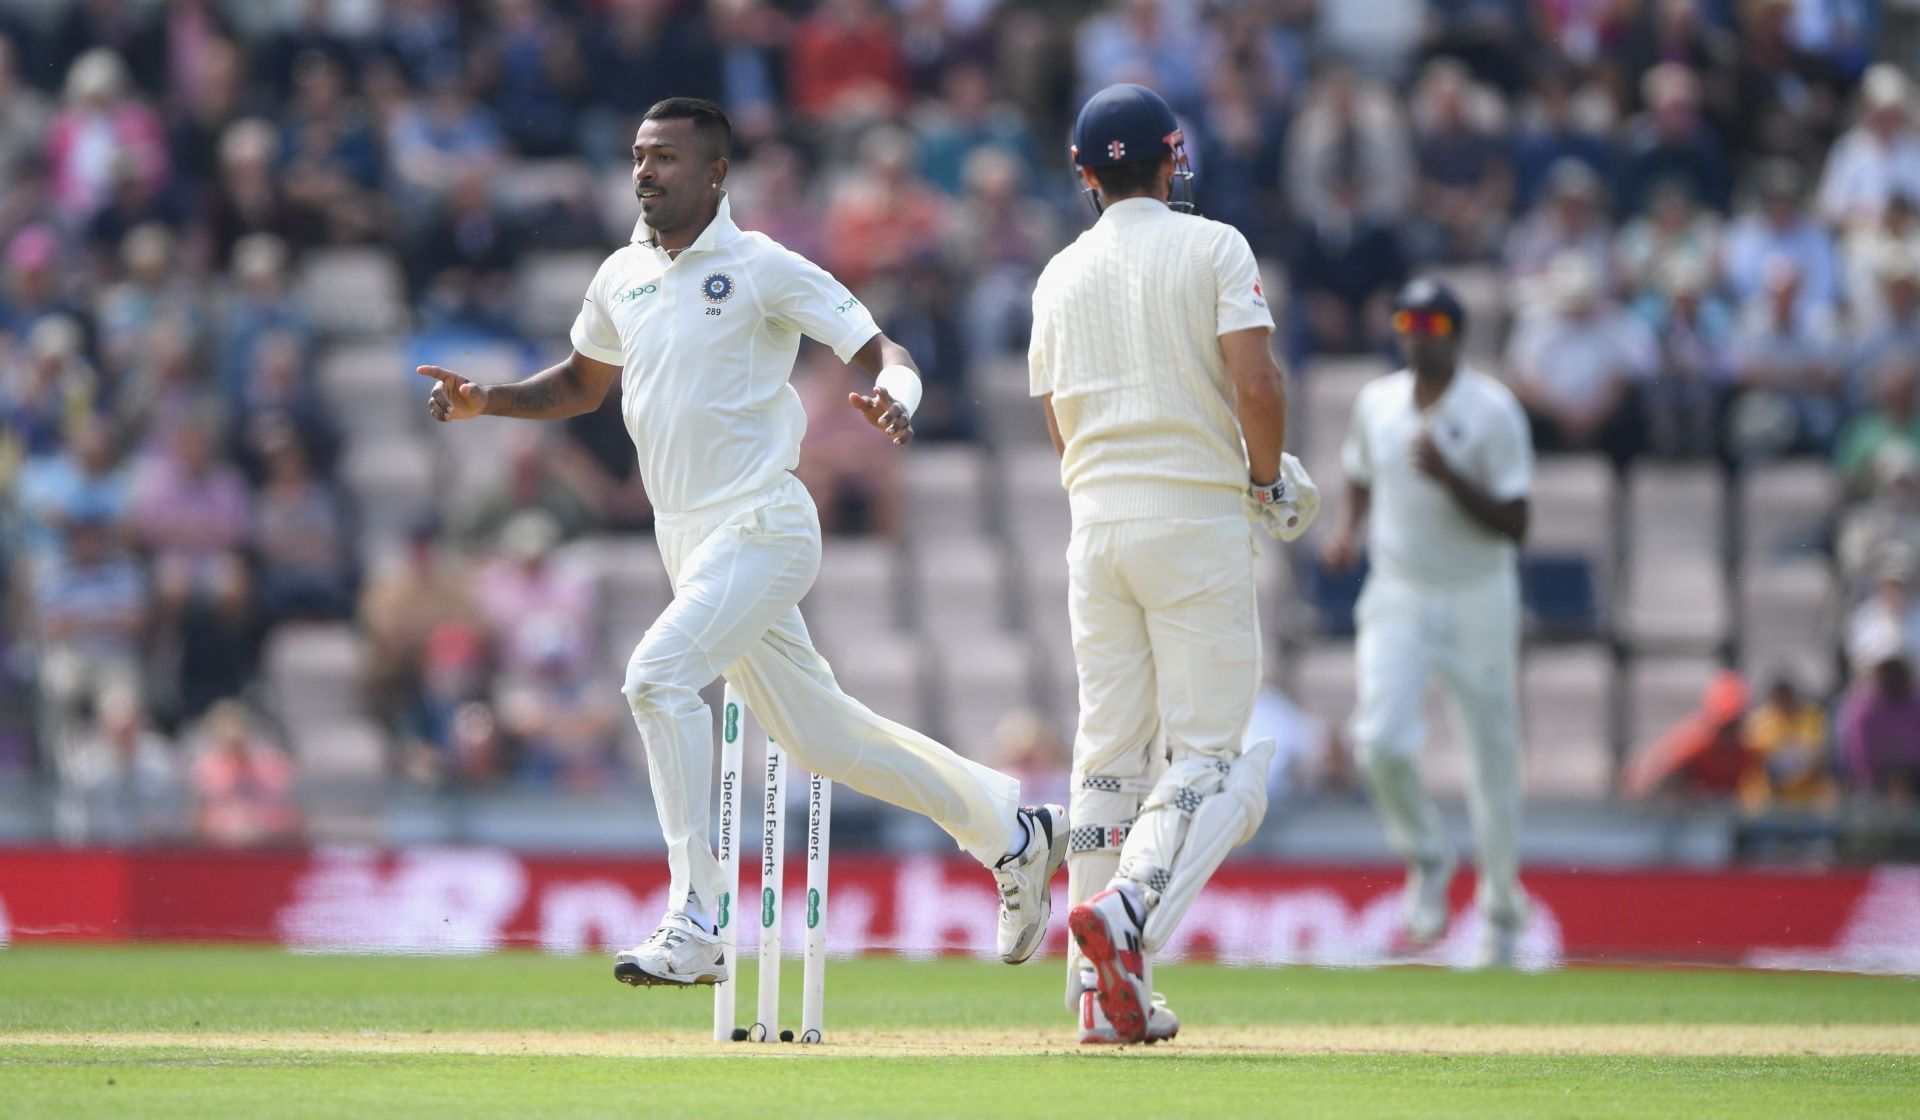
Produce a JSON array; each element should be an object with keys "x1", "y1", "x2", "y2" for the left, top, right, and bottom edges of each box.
[
  {"x1": 1080, "y1": 1028, "x2": 1177, "y2": 1046},
  {"x1": 1386, "y1": 930, "x2": 1440, "y2": 958},
  {"x1": 1067, "y1": 902, "x2": 1147, "y2": 1044},
  {"x1": 613, "y1": 960, "x2": 726, "y2": 988},
  {"x1": 1001, "y1": 806, "x2": 1070, "y2": 965}
]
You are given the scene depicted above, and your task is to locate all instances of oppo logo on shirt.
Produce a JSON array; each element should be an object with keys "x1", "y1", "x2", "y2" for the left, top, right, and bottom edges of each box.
[
  {"x1": 612, "y1": 283, "x2": 659, "y2": 304},
  {"x1": 834, "y1": 297, "x2": 860, "y2": 315}
]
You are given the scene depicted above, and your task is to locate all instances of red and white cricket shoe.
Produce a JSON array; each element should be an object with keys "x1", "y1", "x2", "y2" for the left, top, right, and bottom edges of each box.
[
  {"x1": 1067, "y1": 887, "x2": 1151, "y2": 1044},
  {"x1": 1078, "y1": 989, "x2": 1179, "y2": 1045}
]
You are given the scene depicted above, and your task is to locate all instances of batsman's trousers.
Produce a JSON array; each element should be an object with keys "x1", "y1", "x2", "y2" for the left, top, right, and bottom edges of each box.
[{"x1": 1064, "y1": 514, "x2": 1262, "y2": 981}]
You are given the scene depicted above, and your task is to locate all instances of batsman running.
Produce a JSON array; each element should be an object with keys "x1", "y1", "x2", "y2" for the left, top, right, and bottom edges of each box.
[
  {"x1": 420, "y1": 98, "x2": 1066, "y2": 988},
  {"x1": 1030, "y1": 83, "x2": 1318, "y2": 1045},
  {"x1": 1322, "y1": 278, "x2": 1532, "y2": 969}
]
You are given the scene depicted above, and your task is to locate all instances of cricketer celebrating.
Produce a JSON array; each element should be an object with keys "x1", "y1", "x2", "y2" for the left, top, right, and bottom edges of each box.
[
  {"x1": 1030, "y1": 83, "x2": 1318, "y2": 1045},
  {"x1": 1322, "y1": 278, "x2": 1532, "y2": 969},
  {"x1": 419, "y1": 99, "x2": 1066, "y2": 988}
]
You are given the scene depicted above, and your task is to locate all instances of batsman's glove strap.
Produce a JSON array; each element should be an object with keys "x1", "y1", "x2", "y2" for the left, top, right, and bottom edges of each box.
[
  {"x1": 1248, "y1": 478, "x2": 1293, "y2": 507},
  {"x1": 1247, "y1": 454, "x2": 1320, "y2": 542}
]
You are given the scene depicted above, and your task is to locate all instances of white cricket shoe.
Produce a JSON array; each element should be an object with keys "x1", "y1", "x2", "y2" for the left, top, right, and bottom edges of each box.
[
  {"x1": 1476, "y1": 921, "x2": 1521, "y2": 970},
  {"x1": 993, "y1": 803, "x2": 1068, "y2": 965},
  {"x1": 1068, "y1": 886, "x2": 1151, "y2": 1044},
  {"x1": 612, "y1": 913, "x2": 726, "y2": 987},
  {"x1": 1079, "y1": 988, "x2": 1179, "y2": 1045},
  {"x1": 1401, "y1": 851, "x2": 1458, "y2": 948}
]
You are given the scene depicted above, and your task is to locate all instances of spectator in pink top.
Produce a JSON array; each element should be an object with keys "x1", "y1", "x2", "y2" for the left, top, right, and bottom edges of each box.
[
  {"x1": 132, "y1": 412, "x2": 251, "y2": 623},
  {"x1": 1839, "y1": 616, "x2": 1920, "y2": 804},
  {"x1": 46, "y1": 49, "x2": 168, "y2": 223},
  {"x1": 469, "y1": 510, "x2": 596, "y2": 683},
  {"x1": 189, "y1": 701, "x2": 302, "y2": 847}
]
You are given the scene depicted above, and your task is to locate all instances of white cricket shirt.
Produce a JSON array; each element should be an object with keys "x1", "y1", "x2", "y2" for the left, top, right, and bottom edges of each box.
[
  {"x1": 1029, "y1": 197, "x2": 1275, "y2": 525},
  {"x1": 1341, "y1": 366, "x2": 1532, "y2": 587},
  {"x1": 569, "y1": 193, "x2": 880, "y2": 518}
]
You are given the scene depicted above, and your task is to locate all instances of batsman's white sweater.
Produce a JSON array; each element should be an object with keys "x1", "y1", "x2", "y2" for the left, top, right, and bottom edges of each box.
[{"x1": 1028, "y1": 197, "x2": 1275, "y2": 525}]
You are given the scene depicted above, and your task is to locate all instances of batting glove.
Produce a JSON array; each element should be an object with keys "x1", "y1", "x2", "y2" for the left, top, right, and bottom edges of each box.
[{"x1": 1248, "y1": 453, "x2": 1319, "y2": 542}]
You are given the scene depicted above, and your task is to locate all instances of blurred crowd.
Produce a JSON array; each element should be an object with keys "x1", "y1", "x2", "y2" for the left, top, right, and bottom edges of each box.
[
  {"x1": 1621, "y1": 660, "x2": 1914, "y2": 860},
  {"x1": 3, "y1": 0, "x2": 1920, "y2": 847}
]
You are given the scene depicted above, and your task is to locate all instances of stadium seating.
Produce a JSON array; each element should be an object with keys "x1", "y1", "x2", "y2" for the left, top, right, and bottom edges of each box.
[
  {"x1": 513, "y1": 251, "x2": 606, "y2": 341},
  {"x1": 339, "y1": 437, "x2": 436, "y2": 561},
  {"x1": 1520, "y1": 644, "x2": 1615, "y2": 797},
  {"x1": 910, "y1": 535, "x2": 1013, "y2": 638},
  {"x1": 1628, "y1": 655, "x2": 1724, "y2": 752},
  {"x1": 903, "y1": 444, "x2": 993, "y2": 543},
  {"x1": 1740, "y1": 558, "x2": 1841, "y2": 696},
  {"x1": 929, "y1": 632, "x2": 1036, "y2": 760},
  {"x1": 296, "y1": 248, "x2": 410, "y2": 337},
  {"x1": 317, "y1": 342, "x2": 412, "y2": 436},
  {"x1": 1622, "y1": 462, "x2": 1729, "y2": 650}
]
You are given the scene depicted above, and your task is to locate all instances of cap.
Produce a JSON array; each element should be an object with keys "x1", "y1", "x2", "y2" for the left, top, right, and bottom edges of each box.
[
  {"x1": 1546, "y1": 157, "x2": 1603, "y2": 201},
  {"x1": 1547, "y1": 252, "x2": 1602, "y2": 307},
  {"x1": 1072, "y1": 83, "x2": 1181, "y2": 168},
  {"x1": 1873, "y1": 542, "x2": 1917, "y2": 587},
  {"x1": 1392, "y1": 277, "x2": 1467, "y2": 333},
  {"x1": 1850, "y1": 614, "x2": 1909, "y2": 669},
  {"x1": 498, "y1": 509, "x2": 561, "y2": 561},
  {"x1": 1876, "y1": 443, "x2": 1920, "y2": 486},
  {"x1": 1864, "y1": 63, "x2": 1910, "y2": 112},
  {"x1": 1659, "y1": 254, "x2": 1711, "y2": 296}
]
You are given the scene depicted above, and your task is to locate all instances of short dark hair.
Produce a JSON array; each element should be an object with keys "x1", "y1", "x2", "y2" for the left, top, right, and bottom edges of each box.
[
  {"x1": 642, "y1": 97, "x2": 733, "y2": 160},
  {"x1": 1090, "y1": 154, "x2": 1165, "y2": 199}
]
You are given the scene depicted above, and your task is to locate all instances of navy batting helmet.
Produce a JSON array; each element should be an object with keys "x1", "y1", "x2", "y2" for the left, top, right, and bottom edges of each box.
[
  {"x1": 1391, "y1": 277, "x2": 1466, "y2": 338},
  {"x1": 1070, "y1": 83, "x2": 1194, "y2": 213}
]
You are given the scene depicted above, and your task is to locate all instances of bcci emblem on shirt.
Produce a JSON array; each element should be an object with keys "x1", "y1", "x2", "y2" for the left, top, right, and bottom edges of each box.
[{"x1": 702, "y1": 272, "x2": 735, "y2": 303}]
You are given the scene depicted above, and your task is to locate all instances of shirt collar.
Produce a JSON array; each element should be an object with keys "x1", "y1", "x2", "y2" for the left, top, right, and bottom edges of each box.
[
  {"x1": 1409, "y1": 365, "x2": 1468, "y2": 413},
  {"x1": 632, "y1": 190, "x2": 740, "y2": 258},
  {"x1": 1099, "y1": 196, "x2": 1169, "y2": 221}
]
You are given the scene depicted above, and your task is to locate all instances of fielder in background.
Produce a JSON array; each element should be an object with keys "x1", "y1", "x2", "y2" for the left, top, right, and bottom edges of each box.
[
  {"x1": 1030, "y1": 83, "x2": 1318, "y2": 1045},
  {"x1": 419, "y1": 98, "x2": 1067, "y2": 990},
  {"x1": 1322, "y1": 278, "x2": 1533, "y2": 969}
]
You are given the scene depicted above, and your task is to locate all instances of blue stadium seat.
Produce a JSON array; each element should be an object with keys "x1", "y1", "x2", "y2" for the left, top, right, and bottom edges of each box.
[
  {"x1": 1521, "y1": 553, "x2": 1601, "y2": 638},
  {"x1": 1304, "y1": 553, "x2": 1600, "y2": 640},
  {"x1": 1304, "y1": 556, "x2": 1368, "y2": 637}
]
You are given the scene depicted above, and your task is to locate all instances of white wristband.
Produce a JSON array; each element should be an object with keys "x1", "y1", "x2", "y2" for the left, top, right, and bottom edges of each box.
[{"x1": 875, "y1": 364, "x2": 922, "y2": 419}]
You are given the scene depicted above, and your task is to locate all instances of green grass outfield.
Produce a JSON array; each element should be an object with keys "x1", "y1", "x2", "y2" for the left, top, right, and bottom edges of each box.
[{"x1": 2, "y1": 946, "x2": 1917, "y2": 1119}]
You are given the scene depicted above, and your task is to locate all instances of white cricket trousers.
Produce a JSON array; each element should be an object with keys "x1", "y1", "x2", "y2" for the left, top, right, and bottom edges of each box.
[
  {"x1": 625, "y1": 475, "x2": 1021, "y2": 919},
  {"x1": 1064, "y1": 515, "x2": 1260, "y2": 983},
  {"x1": 1352, "y1": 565, "x2": 1525, "y2": 929}
]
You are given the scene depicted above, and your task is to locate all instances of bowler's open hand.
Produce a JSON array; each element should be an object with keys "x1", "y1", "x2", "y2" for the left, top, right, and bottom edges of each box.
[
  {"x1": 849, "y1": 386, "x2": 914, "y2": 446},
  {"x1": 419, "y1": 365, "x2": 489, "y2": 422}
]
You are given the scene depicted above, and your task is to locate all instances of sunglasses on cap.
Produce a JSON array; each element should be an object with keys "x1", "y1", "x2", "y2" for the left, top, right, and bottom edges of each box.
[{"x1": 1392, "y1": 310, "x2": 1455, "y2": 338}]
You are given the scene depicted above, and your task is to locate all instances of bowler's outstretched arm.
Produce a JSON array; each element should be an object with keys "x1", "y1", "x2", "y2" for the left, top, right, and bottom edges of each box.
[{"x1": 418, "y1": 349, "x2": 622, "y2": 422}]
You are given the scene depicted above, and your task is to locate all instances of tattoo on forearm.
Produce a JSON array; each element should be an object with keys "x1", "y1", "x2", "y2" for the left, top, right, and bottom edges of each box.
[{"x1": 495, "y1": 376, "x2": 564, "y2": 417}]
